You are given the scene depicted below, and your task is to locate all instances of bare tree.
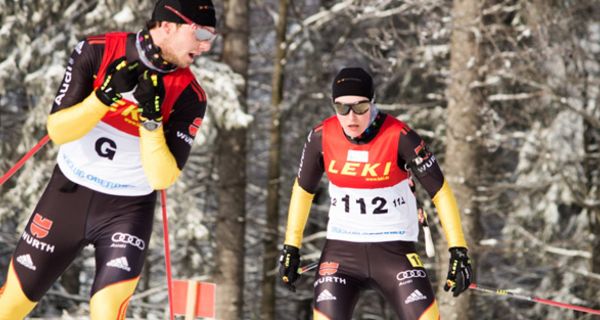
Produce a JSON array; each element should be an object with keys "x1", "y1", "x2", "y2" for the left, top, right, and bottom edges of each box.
[
  {"x1": 438, "y1": 0, "x2": 484, "y2": 318},
  {"x1": 214, "y1": 0, "x2": 250, "y2": 318},
  {"x1": 261, "y1": 0, "x2": 290, "y2": 319}
]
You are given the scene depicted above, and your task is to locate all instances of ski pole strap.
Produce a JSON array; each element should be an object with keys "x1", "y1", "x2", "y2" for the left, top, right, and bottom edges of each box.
[
  {"x1": 469, "y1": 283, "x2": 600, "y2": 315},
  {"x1": 161, "y1": 190, "x2": 175, "y2": 320},
  {"x1": 0, "y1": 134, "x2": 50, "y2": 186}
]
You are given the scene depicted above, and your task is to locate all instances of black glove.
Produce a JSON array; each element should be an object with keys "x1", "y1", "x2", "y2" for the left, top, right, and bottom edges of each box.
[
  {"x1": 444, "y1": 247, "x2": 473, "y2": 297},
  {"x1": 95, "y1": 57, "x2": 139, "y2": 106},
  {"x1": 278, "y1": 244, "x2": 301, "y2": 292},
  {"x1": 134, "y1": 70, "x2": 165, "y2": 122}
]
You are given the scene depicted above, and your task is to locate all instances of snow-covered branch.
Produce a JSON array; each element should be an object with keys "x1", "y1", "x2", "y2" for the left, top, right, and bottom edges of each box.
[
  {"x1": 487, "y1": 91, "x2": 543, "y2": 102},
  {"x1": 515, "y1": 225, "x2": 591, "y2": 259}
]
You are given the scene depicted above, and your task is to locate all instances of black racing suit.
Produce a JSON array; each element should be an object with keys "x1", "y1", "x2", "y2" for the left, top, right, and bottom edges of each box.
[
  {"x1": 0, "y1": 32, "x2": 206, "y2": 319},
  {"x1": 285, "y1": 112, "x2": 466, "y2": 319}
]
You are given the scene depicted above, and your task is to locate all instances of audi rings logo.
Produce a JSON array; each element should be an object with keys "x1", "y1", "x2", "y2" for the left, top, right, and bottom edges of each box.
[
  {"x1": 111, "y1": 233, "x2": 145, "y2": 250},
  {"x1": 396, "y1": 269, "x2": 427, "y2": 281}
]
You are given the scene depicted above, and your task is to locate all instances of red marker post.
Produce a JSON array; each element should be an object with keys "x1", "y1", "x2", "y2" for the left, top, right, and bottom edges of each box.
[{"x1": 173, "y1": 280, "x2": 216, "y2": 319}]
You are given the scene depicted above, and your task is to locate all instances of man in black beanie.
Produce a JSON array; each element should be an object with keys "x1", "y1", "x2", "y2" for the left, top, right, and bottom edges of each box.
[
  {"x1": 279, "y1": 67, "x2": 473, "y2": 319},
  {"x1": 331, "y1": 67, "x2": 374, "y2": 101},
  {"x1": 0, "y1": 1, "x2": 215, "y2": 318},
  {"x1": 148, "y1": 0, "x2": 217, "y2": 69},
  {"x1": 329, "y1": 67, "x2": 377, "y2": 139}
]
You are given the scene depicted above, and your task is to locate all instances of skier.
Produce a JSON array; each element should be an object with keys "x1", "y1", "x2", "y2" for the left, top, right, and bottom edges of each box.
[
  {"x1": 0, "y1": 0, "x2": 215, "y2": 318},
  {"x1": 278, "y1": 67, "x2": 473, "y2": 319}
]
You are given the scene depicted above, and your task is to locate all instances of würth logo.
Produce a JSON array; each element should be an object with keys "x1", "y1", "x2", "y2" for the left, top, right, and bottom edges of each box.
[
  {"x1": 188, "y1": 117, "x2": 202, "y2": 137},
  {"x1": 30, "y1": 213, "x2": 53, "y2": 239},
  {"x1": 318, "y1": 262, "x2": 340, "y2": 276}
]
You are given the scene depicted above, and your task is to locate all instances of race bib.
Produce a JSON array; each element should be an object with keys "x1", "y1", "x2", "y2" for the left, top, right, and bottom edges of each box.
[{"x1": 326, "y1": 179, "x2": 419, "y2": 242}]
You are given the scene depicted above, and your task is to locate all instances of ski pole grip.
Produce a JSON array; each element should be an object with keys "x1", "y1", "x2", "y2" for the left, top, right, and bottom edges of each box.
[{"x1": 423, "y1": 226, "x2": 435, "y2": 257}]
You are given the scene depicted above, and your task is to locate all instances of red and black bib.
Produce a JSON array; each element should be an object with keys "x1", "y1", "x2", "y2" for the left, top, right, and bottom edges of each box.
[{"x1": 321, "y1": 115, "x2": 419, "y2": 243}]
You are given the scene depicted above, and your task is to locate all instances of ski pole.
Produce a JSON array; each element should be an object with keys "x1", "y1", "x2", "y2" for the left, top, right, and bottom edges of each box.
[
  {"x1": 160, "y1": 190, "x2": 175, "y2": 320},
  {"x1": 469, "y1": 283, "x2": 600, "y2": 315},
  {"x1": 419, "y1": 208, "x2": 435, "y2": 257},
  {"x1": 0, "y1": 134, "x2": 50, "y2": 186},
  {"x1": 410, "y1": 177, "x2": 435, "y2": 257}
]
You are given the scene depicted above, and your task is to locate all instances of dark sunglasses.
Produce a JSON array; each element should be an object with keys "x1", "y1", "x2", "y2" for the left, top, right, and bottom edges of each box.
[
  {"x1": 333, "y1": 101, "x2": 371, "y2": 115},
  {"x1": 164, "y1": 5, "x2": 217, "y2": 42}
]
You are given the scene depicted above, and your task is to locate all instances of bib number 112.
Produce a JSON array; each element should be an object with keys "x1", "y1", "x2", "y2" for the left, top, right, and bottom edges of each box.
[{"x1": 332, "y1": 195, "x2": 406, "y2": 214}]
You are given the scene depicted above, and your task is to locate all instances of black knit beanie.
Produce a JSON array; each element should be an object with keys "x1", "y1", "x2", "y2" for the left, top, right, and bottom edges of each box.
[
  {"x1": 331, "y1": 67, "x2": 374, "y2": 101},
  {"x1": 152, "y1": 0, "x2": 216, "y2": 27}
]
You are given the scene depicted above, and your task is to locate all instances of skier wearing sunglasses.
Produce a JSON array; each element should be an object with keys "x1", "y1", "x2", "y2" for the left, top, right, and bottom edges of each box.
[
  {"x1": 0, "y1": 0, "x2": 215, "y2": 318},
  {"x1": 279, "y1": 67, "x2": 473, "y2": 319}
]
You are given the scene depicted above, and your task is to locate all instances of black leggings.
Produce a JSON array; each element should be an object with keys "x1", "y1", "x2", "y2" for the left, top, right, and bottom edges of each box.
[
  {"x1": 313, "y1": 240, "x2": 438, "y2": 320},
  {"x1": 9, "y1": 165, "x2": 155, "y2": 301}
]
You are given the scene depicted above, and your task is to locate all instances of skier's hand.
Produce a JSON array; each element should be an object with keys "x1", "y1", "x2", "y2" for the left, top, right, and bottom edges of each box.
[
  {"x1": 135, "y1": 70, "x2": 165, "y2": 122},
  {"x1": 278, "y1": 244, "x2": 301, "y2": 292},
  {"x1": 444, "y1": 247, "x2": 472, "y2": 297},
  {"x1": 96, "y1": 57, "x2": 139, "y2": 106}
]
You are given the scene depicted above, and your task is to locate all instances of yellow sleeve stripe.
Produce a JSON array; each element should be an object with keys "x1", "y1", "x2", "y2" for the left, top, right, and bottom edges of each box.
[
  {"x1": 432, "y1": 180, "x2": 467, "y2": 248},
  {"x1": 139, "y1": 126, "x2": 181, "y2": 190},
  {"x1": 46, "y1": 92, "x2": 109, "y2": 145},
  {"x1": 284, "y1": 179, "x2": 315, "y2": 248}
]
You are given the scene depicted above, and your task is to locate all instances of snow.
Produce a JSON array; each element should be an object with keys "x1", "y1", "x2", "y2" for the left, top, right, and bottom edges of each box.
[
  {"x1": 191, "y1": 57, "x2": 254, "y2": 132},
  {"x1": 113, "y1": 6, "x2": 134, "y2": 25}
]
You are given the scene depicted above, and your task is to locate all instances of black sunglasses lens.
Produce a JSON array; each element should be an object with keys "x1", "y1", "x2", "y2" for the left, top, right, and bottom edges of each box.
[
  {"x1": 334, "y1": 104, "x2": 351, "y2": 115},
  {"x1": 333, "y1": 102, "x2": 370, "y2": 115},
  {"x1": 351, "y1": 102, "x2": 370, "y2": 115}
]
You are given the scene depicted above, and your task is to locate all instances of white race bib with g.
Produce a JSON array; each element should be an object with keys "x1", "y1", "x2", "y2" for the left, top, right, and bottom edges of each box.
[{"x1": 57, "y1": 122, "x2": 152, "y2": 196}]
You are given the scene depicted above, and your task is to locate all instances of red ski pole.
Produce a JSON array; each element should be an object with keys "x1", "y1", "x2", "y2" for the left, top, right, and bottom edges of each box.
[
  {"x1": 0, "y1": 134, "x2": 50, "y2": 186},
  {"x1": 160, "y1": 190, "x2": 175, "y2": 320},
  {"x1": 469, "y1": 283, "x2": 600, "y2": 315}
]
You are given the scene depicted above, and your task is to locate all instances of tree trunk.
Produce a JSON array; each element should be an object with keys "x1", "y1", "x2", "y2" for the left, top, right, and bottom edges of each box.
[
  {"x1": 261, "y1": 0, "x2": 289, "y2": 319},
  {"x1": 215, "y1": 0, "x2": 249, "y2": 319},
  {"x1": 585, "y1": 102, "x2": 600, "y2": 306},
  {"x1": 583, "y1": 51, "x2": 600, "y2": 277},
  {"x1": 580, "y1": 13, "x2": 600, "y2": 278},
  {"x1": 438, "y1": 0, "x2": 483, "y2": 318}
]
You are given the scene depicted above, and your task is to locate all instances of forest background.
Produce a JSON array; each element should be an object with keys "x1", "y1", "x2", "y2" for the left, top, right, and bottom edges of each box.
[{"x1": 0, "y1": 0, "x2": 599, "y2": 319}]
